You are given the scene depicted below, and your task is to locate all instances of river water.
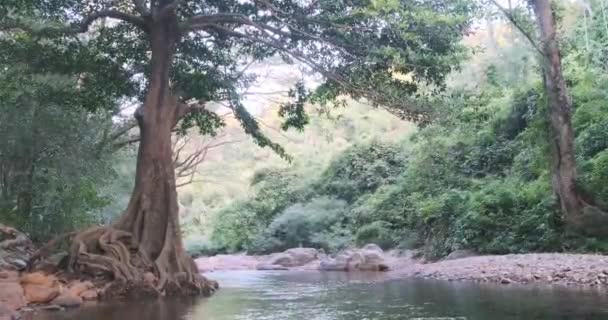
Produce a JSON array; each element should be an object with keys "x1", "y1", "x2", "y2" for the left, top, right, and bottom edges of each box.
[{"x1": 32, "y1": 270, "x2": 608, "y2": 320}]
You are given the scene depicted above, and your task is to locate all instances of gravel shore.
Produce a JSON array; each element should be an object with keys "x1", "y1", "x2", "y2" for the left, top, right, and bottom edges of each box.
[
  {"x1": 393, "y1": 253, "x2": 608, "y2": 287},
  {"x1": 197, "y1": 251, "x2": 608, "y2": 288}
]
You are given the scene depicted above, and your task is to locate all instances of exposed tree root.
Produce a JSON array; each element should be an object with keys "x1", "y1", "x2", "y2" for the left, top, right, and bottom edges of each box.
[
  {"x1": 27, "y1": 231, "x2": 76, "y2": 269},
  {"x1": 57, "y1": 225, "x2": 217, "y2": 298}
]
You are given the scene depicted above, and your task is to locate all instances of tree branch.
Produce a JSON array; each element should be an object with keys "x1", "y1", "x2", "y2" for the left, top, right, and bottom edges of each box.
[
  {"x1": 204, "y1": 25, "x2": 350, "y2": 87},
  {"x1": 173, "y1": 134, "x2": 244, "y2": 188},
  {"x1": 158, "y1": 0, "x2": 183, "y2": 19},
  {"x1": 182, "y1": 12, "x2": 355, "y2": 57},
  {"x1": 131, "y1": 0, "x2": 150, "y2": 16},
  {"x1": 489, "y1": 0, "x2": 543, "y2": 55},
  {"x1": 175, "y1": 100, "x2": 207, "y2": 124},
  {"x1": 78, "y1": 10, "x2": 148, "y2": 33},
  {"x1": 112, "y1": 136, "x2": 141, "y2": 151},
  {"x1": 3, "y1": 10, "x2": 148, "y2": 35}
]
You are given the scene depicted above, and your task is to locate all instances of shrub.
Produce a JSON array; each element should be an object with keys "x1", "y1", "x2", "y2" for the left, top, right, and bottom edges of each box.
[
  {"x1": 257, "y1": 197, "x2": 350, "y2": 253},
  {"x1": 184, "y1": 235, "x2": 219, "y2": 258},
  {"x1": 355, "y1": 221, "x2": 398, "y2": 249},
  {"x1": 576, "y1": 120, "x2": 608, "y2": 158},
  {"x1": 579, "y1": 150, "x2": 608, "y2": 206},
  {"x1": 317, "y1": 141, "x2": 406, "y2": 203}
]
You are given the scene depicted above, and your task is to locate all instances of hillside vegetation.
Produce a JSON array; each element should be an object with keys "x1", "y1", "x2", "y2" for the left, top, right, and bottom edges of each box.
[
  {"x1": 3, "y1": 0, "x2": 608, "y2": 265},
  {"x1": 185, "y1": 2, "x2": 608, "y2": 259}
]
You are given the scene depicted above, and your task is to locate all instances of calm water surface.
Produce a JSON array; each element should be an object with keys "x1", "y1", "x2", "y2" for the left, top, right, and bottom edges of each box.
[{"x1": 32, "y1": 271, "x2": 608, "y2": 320}]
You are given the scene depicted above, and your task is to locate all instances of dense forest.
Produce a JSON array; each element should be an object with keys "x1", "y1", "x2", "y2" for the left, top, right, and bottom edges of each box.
[
  {"x1": 191, "y1": 0, "x2": 608, "y2": 259},
  {"x1": 2, "y1": 0, "x2": 608, "y2": 299}
]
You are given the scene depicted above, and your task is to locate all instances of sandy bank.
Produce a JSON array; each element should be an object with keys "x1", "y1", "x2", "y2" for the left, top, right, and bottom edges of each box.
[{"x1": 196, "y1": 251, "x2": 608, "y2": 288}]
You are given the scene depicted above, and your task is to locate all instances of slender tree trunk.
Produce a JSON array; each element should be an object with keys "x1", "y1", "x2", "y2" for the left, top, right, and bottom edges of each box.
[
  {"x1": 532, "y1": 0, "x2": 589, "y2": 230},
  {"x1": 486, "y1": 18, "x2": 499, "y2": 54}
]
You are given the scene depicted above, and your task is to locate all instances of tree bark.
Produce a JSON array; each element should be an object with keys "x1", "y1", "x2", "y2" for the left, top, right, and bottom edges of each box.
[
  {"x1": 115, "y1": 7, "x2": 181, "y2": 264},
  {"x1": 532, "y1": 0, "x2": 608, "y2": 235},
  {"x1": 63, "y1": 4, "x2": 217, "y2": 296},
  {"x1": 532, "y1": 0, "x2": 584, "y2": 225}
]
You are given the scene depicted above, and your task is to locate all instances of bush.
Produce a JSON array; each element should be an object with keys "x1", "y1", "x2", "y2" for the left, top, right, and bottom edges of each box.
[
  {"x1": 210, "y1": 202, "x2": 261, "y2": 252},
  {"x1": 317, "y1": 141, "x2": 406, "y2": 203},
  {"x1": 209, "y1": 168, "x2": 314, "y2": 252},
  {"x1": 580, "y1": 150, "x2": 608, "y2": 207},
  {"x1": 249, "y1": 197, "x2": 350, "y2": 253},
  {"x1": 452, "y1": 178, "x2": 559, "y2": 254},
  {"x1": 576, "y1": 120, "x2": 608, "y2": 158},
  {"x1": 355, "y1": 221, "x2": 398, "y2": 249},
  {"x1": 184, "y1": 235, "x2": 219, "y2": 258}
]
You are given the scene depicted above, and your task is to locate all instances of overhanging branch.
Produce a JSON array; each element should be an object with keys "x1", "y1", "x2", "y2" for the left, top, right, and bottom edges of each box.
[
  {"x1": 74, "y1": 10, "x2": 149, "y2": 33},
  {"x1": 2, "y1": 10, "x2": 148, "y2": 35},
  {"x1": 489, "y1": 0, "x2": 543, "y2": 55}
]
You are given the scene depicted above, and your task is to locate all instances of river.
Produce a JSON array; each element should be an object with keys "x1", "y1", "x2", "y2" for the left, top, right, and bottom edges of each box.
[{"x1": 31, "y1": 270, "x2": 608, "y2": 319}]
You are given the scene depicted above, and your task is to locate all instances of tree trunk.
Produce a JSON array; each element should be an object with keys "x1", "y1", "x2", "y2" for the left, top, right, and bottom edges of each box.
[
  {"x1": 61, "y1": 8, "x2": 217, "y2": 296},
  {"x1": 532, "y1": 0, "x2": 583, "y2": 223},
  {"x1": 532, "y1": 0, "x2": 608, "y2": 235}
]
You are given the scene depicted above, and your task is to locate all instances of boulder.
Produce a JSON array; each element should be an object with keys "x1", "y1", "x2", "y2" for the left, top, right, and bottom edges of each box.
[
  {"x1": 362, "y1": 244, "x2": 383, "y2": 254},
  {"x1": 68, "y1": 281, "x2": 94, "y2": 297},
  {"x1": 22, "y1": 284, "x2": 60, "y2": 304},
  {"x1": 319, "y1": 256, "x2": 348, "y2": 271},
  {"x1": 51, "y1": 293, "x2": 82, "y2": 308},
  {"x1": 266, "y1": 254, "x2": 294, "y2": 267},
  {"x1": 444, "y1": 250, "x2": 476, "y2": 261},
  {"x1": 0, "y1": 282, "x2": 26, "y2": 311},
  {"x1": 0, "y1": 224, "x2": 35, "y2": 271},
  {"x1": 346, "y1": 252, "x2": 365, "y2": 271},
  {"x1": 208, "y1": 279, "x2": 219, "y2": 290},
  {"x1": 255, "y1": 263, "x2": 288, "y2": 271},
  {"x1": 143, "y1": 272, "x2": 157, "y2": 286},
  {"x1": 319, "y1": 247, "x2": 388, "y2": 272},
  {"x1": 0, "y1": 272, "x2": 19, "y2": 283},
  {"x1": 283, "y1": 248, "x2": 318, "y2": 266},
  {"x1": 263, "y1": 248, "x2": 319, "y2": 268},
  {"x1": 0, "y1": 304, "x2": 18, "y2": 320},
  {"x1": 80, "y1": 290, "x2": 98, "y2": 301},
  {"x1": 20, "y1": 272, "x2": 58, "y2": 288},
  {"x1": 358, "y1": 250, "x2": 389, "y2": 271}
]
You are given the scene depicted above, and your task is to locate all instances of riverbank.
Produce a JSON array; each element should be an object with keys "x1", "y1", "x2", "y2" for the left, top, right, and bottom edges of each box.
[
  {"x1": 396, "y1": 252, "x2": 608, "y2": 287},
  {"x1": 195, "y1": 249, "x2": 608, "y2": 288},
  {"x1": 0, "y1": 223, "x2": 220, "y2": 320}
]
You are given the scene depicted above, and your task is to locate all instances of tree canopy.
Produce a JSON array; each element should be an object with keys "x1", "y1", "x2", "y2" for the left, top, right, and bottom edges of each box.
[
  {"x1": 3, "y1": 0, "x2": 476, "y2": 147},
  {"x1": 1, "y1": 0, "x2": 478, "y2": 295}
]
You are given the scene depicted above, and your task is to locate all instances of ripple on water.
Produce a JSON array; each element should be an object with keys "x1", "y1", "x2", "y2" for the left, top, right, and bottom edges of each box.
[{"x1": 31, "y1": 271, "x2": 608, "y2": 320}]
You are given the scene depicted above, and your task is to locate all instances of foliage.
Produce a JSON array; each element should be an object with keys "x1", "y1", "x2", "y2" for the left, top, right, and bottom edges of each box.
[
  {"x1": 4, "y1": 0, "x2": 608, "y2": 262},
  {"x1": 210, "y1": 168, "x2": 313, "y2": 252},
  {"x1": 205, "y1": 3, "x2": 608, "y2": 258},
  {"x1": 253, "y1": 197, "x2": 350, "y2": 253},
  {"x1": 209, "y1": 141, "x2": 403, "y2": 253},
  {"x1": 317, "y1": 142, "x2": 406, "y2": 203},
  {"x1": 0, "y1": 31, "x2": 126, "y2": 241},
  {"x1": 355, "y1": 221, "x2": 399, "y2": 250},
  {"x1": 2, "y1": 0, "x2": 477, "y2": 159}
]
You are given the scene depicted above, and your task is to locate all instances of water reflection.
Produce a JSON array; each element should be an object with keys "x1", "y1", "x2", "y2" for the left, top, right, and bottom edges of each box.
[
  {"x1": 29, "y1": 296, "x2": 198, "y2": 320},
  {"x1": 33, "y1": 271, "x2": 608, "y2": 320}
]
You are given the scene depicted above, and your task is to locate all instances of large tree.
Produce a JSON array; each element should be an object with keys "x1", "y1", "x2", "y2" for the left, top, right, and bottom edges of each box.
[
  {"x1": 530, "y1": 0, "x2": 608, "y2": 235},
  {"x1": 494, "y1": 0, "x2": 608, "y2": 235},
  {"x1": 531, "y1": 0, "x2": 583, "y2": 228},
  {"x1": 2, "y1": 0, "x2": 474, "y2": 295}
]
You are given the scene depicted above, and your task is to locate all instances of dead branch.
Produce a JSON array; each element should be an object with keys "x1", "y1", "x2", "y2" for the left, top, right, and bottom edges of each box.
[{"x1": 172, "y1": 134, "x2": 244, "y2": 188}]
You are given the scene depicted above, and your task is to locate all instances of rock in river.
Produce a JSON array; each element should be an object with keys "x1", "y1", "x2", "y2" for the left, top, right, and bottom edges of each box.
[{"x1": 319, "y1": 245, "x2": 389, "y2": 272}]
